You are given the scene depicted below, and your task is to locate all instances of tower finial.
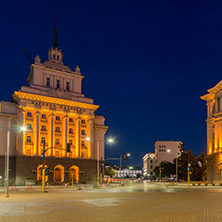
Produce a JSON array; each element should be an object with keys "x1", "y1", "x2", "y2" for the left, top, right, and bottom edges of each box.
[{"x1": 53, "y1": 15, "x2": 58, "y2": 48}]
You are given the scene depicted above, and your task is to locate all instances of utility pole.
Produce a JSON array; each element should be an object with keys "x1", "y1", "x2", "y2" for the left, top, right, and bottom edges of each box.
[
  {"x1": 42, "y1": 140, "x2": 45, "y2": 193},
  {"x1": 187, "y1": 151, "x2": 191, "y2": 188}
]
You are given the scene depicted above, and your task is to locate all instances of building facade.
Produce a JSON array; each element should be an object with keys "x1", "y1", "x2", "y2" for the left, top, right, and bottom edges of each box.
[
  {"x1": 142, "y1": 153, "x2": 156, "y2": 178},
  {"x1": 0, "y1": 27, "x2": 108, "y2": 185},
  {"x1": 201, "y1": 81, "x2": 222, "y2": 182},
  {"x1": 142, "y1": 140, "x2": 182, "y2": 179}
]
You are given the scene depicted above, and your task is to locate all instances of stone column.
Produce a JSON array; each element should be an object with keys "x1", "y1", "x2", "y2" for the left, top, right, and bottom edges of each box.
[
  {"x1": 215, "y1": 121, "x2": 219, "y2": 152},
  {"x1": 88, "y1": 118, "x2": 93, "y2": 158},
  {"x1": 49, "y1": 113, "x2": 54, "y2": 156},
  {"x1": 219, "y1": 120, "x2": 222, "y2": 152},
  {"x1": 19, "y1": 108, "x2": 25, "y2": 154},
  {"x1": 63, "y1": 114, "x2": 68, "y2": 157},
  {"x1": 34, "y1": 110, "x2": 40, "y2": 155},
  {"x1": 75, "y1": 116, "x2": 81, "y2": 157},
  {"x1": 215, "y1": 98, "x2": 218, "y2": 113}
]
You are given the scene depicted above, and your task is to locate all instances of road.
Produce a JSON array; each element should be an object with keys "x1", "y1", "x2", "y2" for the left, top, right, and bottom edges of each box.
[{"x1": 0, "y1": 181, "x2": 222, "y2": 221}]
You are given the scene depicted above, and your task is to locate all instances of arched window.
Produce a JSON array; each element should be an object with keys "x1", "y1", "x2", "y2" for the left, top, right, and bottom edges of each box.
[
  {"x1": 69, "y1": 166, "x2": 79, "y2": 182},
  {"x1": 37, "y1": 165, "x2": 48, "y2": 182},
  {"x1": 54, "y1": 165, "x2": 64, "y2": 182}
]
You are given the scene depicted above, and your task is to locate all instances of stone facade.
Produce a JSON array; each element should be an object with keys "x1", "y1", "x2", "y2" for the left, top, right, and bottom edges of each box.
[
  {"x1": 0, "y1": 26, "x2": 107, "y2": 186},
  {"x1": 201, "y1": 80, "x2": 222, "y2": 182}
]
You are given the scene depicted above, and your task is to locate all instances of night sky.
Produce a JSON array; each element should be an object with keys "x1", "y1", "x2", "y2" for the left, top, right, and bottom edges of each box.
[{"x1": 1, "y1": 1, "x2": 222, "y2": 167}]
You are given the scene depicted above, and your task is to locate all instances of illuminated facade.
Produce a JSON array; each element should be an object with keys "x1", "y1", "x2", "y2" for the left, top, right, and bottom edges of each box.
[
  {"x1": 142, "y1": 140, "x2": 181, "y2": 179},
  {"x1": 0, "y1": 27, "x2": 108, "y2": 185},
  {"x1": 201, "y1": 80, "x2": 222, "y2": 182}
]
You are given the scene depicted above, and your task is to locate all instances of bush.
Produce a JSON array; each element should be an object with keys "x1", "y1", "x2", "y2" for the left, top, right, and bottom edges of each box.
[
  {"x1": 192, "y1": 183, "x2": 195, "y2": 186},
  {"x1": 220, "y1": 183, "x2": 222, "y2": 186},
  {"x1": 205, "y1": 183, "x2": 208, "y2": 186},
  {"x1": 198, "y1": 182, "x2": 201, "y2": 186},
  {"x1": 212, "y1": 182, "x2": 215, "y2": 186}
]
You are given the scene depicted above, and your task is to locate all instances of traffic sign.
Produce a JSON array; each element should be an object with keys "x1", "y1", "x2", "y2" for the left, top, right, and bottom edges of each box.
[{"x1": 187, "y1": 167, "x2": 190, "y2": 171}]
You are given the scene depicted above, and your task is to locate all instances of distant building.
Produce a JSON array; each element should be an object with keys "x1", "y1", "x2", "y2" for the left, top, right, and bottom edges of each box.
[
  {"x1": 113, "y1": 166, "x2": 142, "y2": 178},
  {"x1": 155, "y1": 140, "x2": 182, "y2": 165},
  {"x1": 143, "y1": 140, "x2": 182, "y2": 178},
  {"x1": 201, "y1": 81, "x2": 222, "y2": 182}
]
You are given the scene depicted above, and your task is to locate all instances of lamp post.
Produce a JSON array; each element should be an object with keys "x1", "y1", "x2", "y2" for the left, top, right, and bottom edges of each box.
[
  {"x1": 86, "y1": 137, "x2": 113, "y2": 188},
  {"x1": 6, "y1": 126, "x2": 26, "y2": 198}
]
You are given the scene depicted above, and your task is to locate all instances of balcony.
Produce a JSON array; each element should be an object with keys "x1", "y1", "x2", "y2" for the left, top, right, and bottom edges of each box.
[
  {"x1": 40, "y1": 118, "x2": 47, "y2": 123},
  {"x1": 81, "y1": 124, "x2": 87, "y2": 128},
  {"x1": 25, "y1": 141, "x2": 34, "y2": 146}
]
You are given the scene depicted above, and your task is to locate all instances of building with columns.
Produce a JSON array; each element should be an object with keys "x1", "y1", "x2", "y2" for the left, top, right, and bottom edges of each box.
[
  {"x1": 201, "y1": 80, "x2": 222, "y2": 182},
  {"x1": 0, "y1": 26, "x2": 108, "y2": 185}
]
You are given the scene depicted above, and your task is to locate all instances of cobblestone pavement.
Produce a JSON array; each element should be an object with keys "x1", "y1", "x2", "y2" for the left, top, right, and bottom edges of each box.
[{"x1": 1, "y1": 182, "x2": 222, "y2": 222}]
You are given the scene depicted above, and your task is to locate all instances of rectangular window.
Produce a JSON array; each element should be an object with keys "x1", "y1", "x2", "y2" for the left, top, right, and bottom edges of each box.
[
  {"x1": 69, "y1": 140, "x2": 73, "y2": 145},
  {"x1": 53, "y1": 54, "x2": 56, "y2": 59},
  {"x1": 57, "y1": 55, "x2": 59, "y2": 60},
  {"x1": 69, "y1": 118, "x2": 73, "y2": 122},
  {"x1": 41, "y1": 125, "x2": 46, "y2": 131},
  {"x1": 66, "y1": 82, "x2": 70, "y2": 91},
  {"x1": 27, "y1": 124, "x2": 32, "y2": 130},
  {"x1": 57, "y1": 80, "x2": 60, "y2": 89},
  {"x1": 26, "y1": 149, "x2": 32, "y2": 156},
  {"x1": 27, "y1": 136, "x2": 31, "y2": 142},
  {"x1": 81, "y1": 119, "x2": 86, "y2": 124},
  {"x1": 69, "y1": 128, "x2": 73, "y2": 134},
  {"x1": 55, "y1": 127, "x2": 60, "y2": 133},
  {"x1": 56, "y1": 116, "x2": 60, "y2": 121},
  {"x1": 55, "y1": 139, "x2": 60, "y2": 144},
  {"x1": 46, "y1": 78, "x2": 50, "y2": 87},
  {"x1": 42, "y1": 114, "x2": 46, "y2": 119},
  {"x1": 55, "y1": 151, "x2": 60, "y2": 157},
  {"x1": 41, "y1": 137, "x2": 45, "y2": 143},
  {"x1": 81, "y1": 130, "x2": 85, "y2": 135},
  {"x1": 27, "y1": 112, "x2": 32, "y2": 117},
  {"x1": 81, "y1": 141, "x2": 85, "y2": 146}
]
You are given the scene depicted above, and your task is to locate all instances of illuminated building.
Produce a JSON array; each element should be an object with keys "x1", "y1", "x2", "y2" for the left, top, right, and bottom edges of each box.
[
  {"x1": 0, "y1": 26, "x2": 108, "y2": 185},
  {"x1": 201, "y1": 81, "x2": 222, "y2": 182},
  {"x1": 143, "y1": 140, "x2": 182, "y2": 178}
]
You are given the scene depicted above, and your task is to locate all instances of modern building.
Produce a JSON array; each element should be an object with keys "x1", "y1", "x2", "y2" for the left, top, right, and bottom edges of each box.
[
  {"x1": 0, "y1": 26, "x2": 108, "y2": 185},
  {"x1": 142, "y1": 152, "x2": 156, "y2": 178},
  {"x1": 113, "y1": 166, "x2": 142, "y2": 178},
  {"x1": 143, "y1": 140, "x2": 182, "y2": 178},
  {"x1": 201, "y1": 80, "x2": 222, "y2": 182}
]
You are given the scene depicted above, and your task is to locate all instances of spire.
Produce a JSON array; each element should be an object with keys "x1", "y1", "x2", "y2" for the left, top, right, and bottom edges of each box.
[{"x1": 53, "y1": 16, "x2": 58, "y2": 48}]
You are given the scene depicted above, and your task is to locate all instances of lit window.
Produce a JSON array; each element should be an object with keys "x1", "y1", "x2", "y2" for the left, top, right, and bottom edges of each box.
[
  {"x1": 81, "y1": 141, "x2": 85, "y2": 146},
  {"x1": 69, "y1": 140, "x2": 72, "y2": 145},
  {"x1": 42, "y1": 114, "x2": 46, "y2": 119},
  {"x1": 69, "y1": 128, "x2": 73, "y2": 134},
  {"x1": 56, "y1": 116, "x2": 60, "y2": 121},
  {"x1": 41, "y1": 137, "x2": 45, "y2": 143},
  {"x1": 57, "y1": 80, "x2": 60, "y2": 89},
  {"x1": 81, "y1": 119, "x2": 86, "y2": 124},
  {"x1": 69, "y1": 118, "x2": 73, "y2": 122},
  {"x1": 26, "y1": 149, "x2": 32, "y2": 156},
  {"x1": 55, "y1": 127, "x2": 60, "y2": 133},
  {"x1": 55, "y1": 151, "x2": 60, "y2": 157},
  {"x1": 41, "y1": 125, "x2": 46, "y2": 131},
  {"x1": 55, "y1": 139, "x2": 60, "y2": 144},
  {"x1": 27, "y1": 124, "x2": 32, "y2": 130},
  {"x1": 27, "y1": 136, "x2": 31, "y2": 142},
  {"x1": 46, "y1": 78, "x2": 50, "y2": 87},
  {"x1": 81, "y1": 130, "x2": 85, "y2": 135},
  {"x1": 27, "y1": 112, "x2": 32, "y2": 117},
  {"x1": 66, "y1": 82, "x2": 70, "y2": 91}
]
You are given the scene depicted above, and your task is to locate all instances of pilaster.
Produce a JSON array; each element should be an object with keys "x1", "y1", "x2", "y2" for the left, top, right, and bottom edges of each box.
[
  {"x1": 63, "y1": 114, "x2": 68, "y2": 157},
  {"x1": 34, "y1": 110, "x2": 40, "y2": 155},
  {"x1": 49, "y1": 113, "x2": 54, "y2": 156},
  {"x1": 75, "y1": 116, "x2": 81, "y2": 157}
]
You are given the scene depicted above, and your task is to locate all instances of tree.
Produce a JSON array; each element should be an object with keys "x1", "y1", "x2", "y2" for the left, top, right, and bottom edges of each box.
[
  {"x1": 104, "y1": 167, "x2": 116, "y2": 178},
  {"x1": 154, "y1": 161, "x2": 175, "y2": 179}
]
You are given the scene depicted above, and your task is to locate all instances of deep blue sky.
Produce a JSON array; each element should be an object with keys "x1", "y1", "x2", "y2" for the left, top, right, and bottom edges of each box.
[{"x1": 1, "y1": 1, "x2": 222, "y2": 167}]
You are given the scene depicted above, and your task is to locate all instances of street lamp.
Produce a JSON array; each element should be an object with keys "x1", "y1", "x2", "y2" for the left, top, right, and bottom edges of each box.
[
  {"x1": 86, "y1": 137, "x2": 113, "y2": 187},
  {"x1": 6, "y1": 126, "x2": 26, "y2": 198}
]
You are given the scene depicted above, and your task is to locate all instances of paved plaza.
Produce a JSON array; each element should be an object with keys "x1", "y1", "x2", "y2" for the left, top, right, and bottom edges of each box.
[{"x1": 0, "y1": 182, "x2": 222, "y2": 221}]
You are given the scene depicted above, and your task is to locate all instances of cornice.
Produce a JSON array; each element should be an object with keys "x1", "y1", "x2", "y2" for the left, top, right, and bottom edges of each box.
[
  {"x1": 200, "y1": 93, "x2": 214, "y2": 101},
  {"x1": 207, "y1": 80, "x2": 222, "y2": 94},
  {"x1": 13, "y1": 91, "x2": 99, "y2": 111},
  {"x1": 32, "y1": 64, "x2": 84, "y2": 79},
  {"x1": 0, "y1": 113, "x2": 17, "y2": 118},
  {"x1": 93, "y1": 125, "x2": 108, "y2": 133}
]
